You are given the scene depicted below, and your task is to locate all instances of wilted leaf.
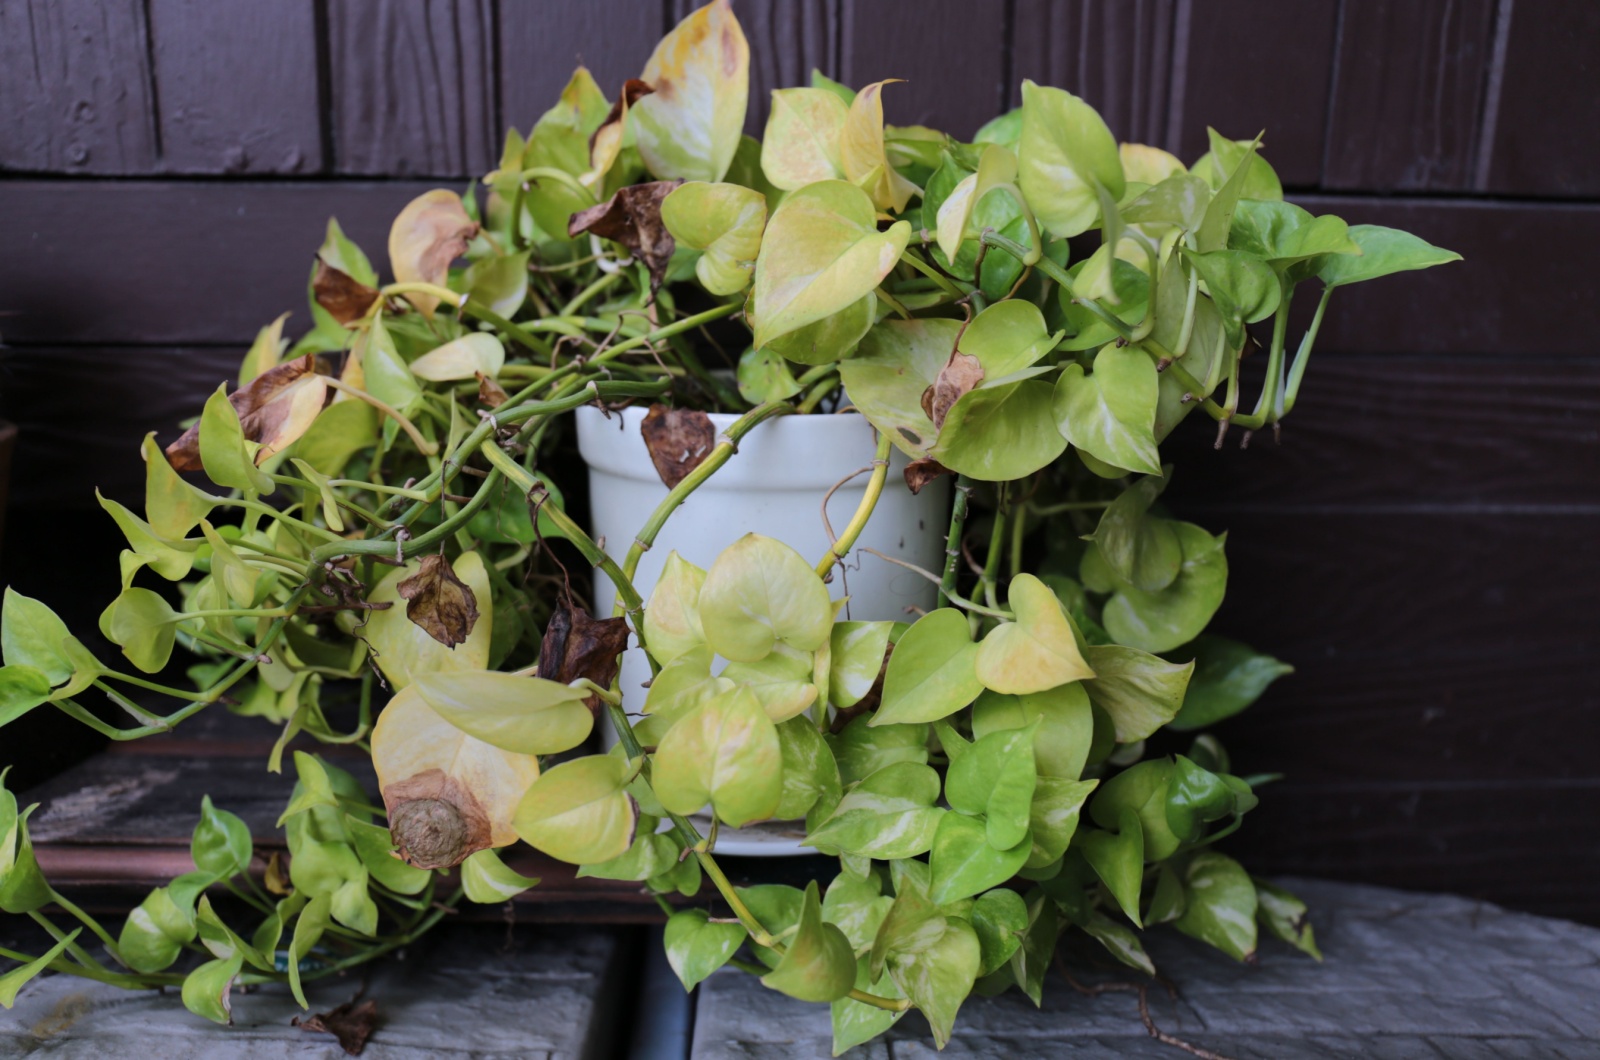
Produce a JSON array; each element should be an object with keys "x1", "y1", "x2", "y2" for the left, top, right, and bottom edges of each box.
[
  {"x1": 397, "y1": 554, "x2": 481, "y2": 649},
  {"x1": 588, "y1": 78, "x2": 653, "y2": 185},
  {"x1": 921, "y1": 351, "x2": 984, "y2": 432},
  {"x1": 364, "y1": 553, "x2": 492, "y2": 689},
  {"x1": 166, "y1": 355, "x2": 331, "y2": 474},
  {"x1": 312, "y1": 258, "x2": 380, "y2": 326},
  {"x1": 388, "y1": 189, "x2": 478, "y2": 317},
  {"x1": 537, "y1": 598, "x2": 631, "y2": 712},
  {"x1": 639, "y1": 404, "x2": 717, "y2": 488},
  {"x1": 372, "y1": 685, "x2": 541, "y2": 868},
  {"x1": 839, "y1": 317, "x2": 957, "y2": 458},
  {"x1": 567, "y1": 181, "x2": 683, "y2": 293},
  {"x1": 294, "y1": 997, "x2": 378, "y2": 1055},
  {"x1": 477, "y1": 372, "x2": 510, "y2": 408},
  {"x1": 840, "y1": 80, "x2": 918, "y2": 213},
  {"x1": 903, "y1": 458, "x2": 951, "y2": 495},
  {"x1": 632, "y1": 0, "x2": 750, "y2": 183}
]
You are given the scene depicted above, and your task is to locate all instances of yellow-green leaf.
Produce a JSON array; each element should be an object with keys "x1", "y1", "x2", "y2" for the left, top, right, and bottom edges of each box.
[
  {"x1": 412, "y1": 669, "x2": 593, "y2": 755},
  {"x1": 633, "y1": 0, "x2": 749, "y2": 183},
  {"x1": 513, "y1": 754, "x2": 636, "y2": 865},
  {"x1": 975, "y1": 574, "x2": 1095, "y2": 694},
  {"x1": 652, "y1": 685, "x2": 782, "y2": 827},
  {"x1": 840, "y1": 80, "x2": 919, "y2": 213},
  {"x1": 761, "y1": 87, "x2": 848, "y2": 190},
  {"x1": 661, "y1": 181, "x2": 767, "y2": 295},
  {"x1": 1017, "y1": 80, "x2": 1124, "y2": 238}
]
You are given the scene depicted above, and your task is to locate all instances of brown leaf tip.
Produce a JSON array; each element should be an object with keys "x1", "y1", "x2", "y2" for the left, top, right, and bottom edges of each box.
[
  {"x1": 396, "y1": 554, "x2": 481, "y2": 648},
  {"x1": 903, "y1": 458, "x2": 952, "y2": 495},
  {"x1": 312, "y1": 258, "x2": 380, "y2": 325}
]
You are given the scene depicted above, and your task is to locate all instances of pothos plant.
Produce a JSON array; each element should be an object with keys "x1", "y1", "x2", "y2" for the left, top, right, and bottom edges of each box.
[{"x1": 0, "y1": 0, "x2": 1458, "y2": 1049}]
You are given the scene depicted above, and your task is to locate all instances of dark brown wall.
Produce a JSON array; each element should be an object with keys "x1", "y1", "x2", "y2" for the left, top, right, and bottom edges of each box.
[{"x1": 1, "y1": 0, "x2": 1596, "y2": 921}]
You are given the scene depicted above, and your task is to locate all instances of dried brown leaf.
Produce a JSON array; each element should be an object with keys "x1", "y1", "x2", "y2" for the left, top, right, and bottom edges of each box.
[
  {"x1": 388, "y1": 189, "x2": 479, "y2": 317},
  {"x1": 567, "y1": 181, "x2": 683, "y2": 293},
  {"x1": 920, "y1": 350, "x2": 984, "y2": 432},
  {"x1": 165, "y1": 354, "x2": 331, "y2": 472},
  {"x1": 476, "y1": 371, "x2": 510, "y2": 409},
  {"x1": 590, "y1": 78, "x2": 654, "y2": 179},
  {"x1": 312, "y1": 258, "x2": 381, "y2": 325},
  {"x1": 294, "y1": 997, "x2": 378, "y2": 1055},
  {"x1": 538, "y1": 599, "x2": 631, "y2": 714},
  {"x1": 903, "y1": 457, "x2": 952, "y2": 495},
  {"x1": 396, "y1": 554, "x2": 481, "y2": 648},
  {"x1": 638, "y1": 403, "x2": 716, "y2": 488}
]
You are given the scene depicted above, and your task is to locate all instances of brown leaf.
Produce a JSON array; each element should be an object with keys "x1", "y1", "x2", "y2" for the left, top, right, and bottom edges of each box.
[
  {"x1": 312, "y1": 258, "x2": 381, "y2": 325},
  {"x1": 165, "y1": 354, "x2": 332, "y2": 472},
  {"x1": 638, "y1": 403, "x2": 716, "y2": 488},
  {"x1": 589, "y1": 78, "x2": 654, "y2": 178},
  {"x1": 538, "y1": 599, "x2": 631, "y2": 714},
  {"x1": 903, "y1": 457, "x2": 952, "y2": 495},
  {"x1": 396, "y1": 554, "x2": 481, "y2": 648},
  {"x1": 567, "y1": 181, "x2": 683, "y2": 293},
  {"x1": 388, "y1": 189, "x2": 479, "y2": 317},
  {"x1": 384, "y1": 767, "x2": 495, "y2": 869},
  {"x1": 294, "y1": 997, "x2": 378, "y2": 1056},
  {"x1": 476, "y1": 371, "x2": 510, "y2": 409},
  {"x1": 920, "y1": 350, "x2": 984, "y2": 432}
]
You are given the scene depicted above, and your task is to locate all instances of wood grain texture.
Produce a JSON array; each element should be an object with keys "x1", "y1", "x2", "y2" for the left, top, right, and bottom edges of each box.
[
  {"x1": 1169, "y1": 511, "x2": 1598, "y2": 783},
  {"x1": 0, "y1": 0, "x2": 158, "y2": 174},
  {"x1": 1485, "y1": 0, "x2": 1600, "y2": 196},
  {"x1": 145, "y1": 0, "x2": 322, "y2": 174},
  {"x1": 1322, "y1": 0, "x2": 1497, "y2": 191},
  {"x1": 1169, "y1": 0, "x2": 1339, "y2": 186},
  {"x1": 674, "y1": 0, "x2": 838, "y2": 134},
  {"x1": 497, "y1": 0, "x2": 662, "y2": 134},
  {"x1": 329, "y1": 0, "x2": 498, "y2": 177},
  {"x1": 1163, "y1": 355, "x2": 1600, "y2": 509},
  {"x1": 839, "y1": 0, "x2": 1007, "y2": 137},
  {"x1": 1009, "y1": 0, "x2": 1177, "y2": 145}
]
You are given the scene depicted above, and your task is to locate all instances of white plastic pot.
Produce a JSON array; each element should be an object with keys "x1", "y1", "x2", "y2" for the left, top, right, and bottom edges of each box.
[{"x1": 575, "y1": 403, "x2": 950, "y2": 715}]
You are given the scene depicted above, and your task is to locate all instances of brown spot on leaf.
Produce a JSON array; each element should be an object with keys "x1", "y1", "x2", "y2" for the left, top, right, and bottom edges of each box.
[
  {"x1": 476, "y1": 371, "x2": 509, "y2": 409},
  {"x1": 920, "y1": 351, "x2": 984, "y2": 433},
  {"x1": 383, "y1": 768, "x2": 492, "y2": 869},
  {"x1": 396, "y1": 554, "x2": 481, "y2": 648},
  {"x1": 293, "y1": 997, "x2": 379, "y2": 1056},
  {"x1": 903, "y1": 458, "x2": 952, "y2": 495},
  {"x1": 639, "y1": 404, "x2": 716, "y2": 488},
  {"x1": 567, "y1": 181, "x2": 683, "y2": 294},
  {"x1": 312, "y1": 258, "x2": 380, "y2": 325},
  {"x1": 389, "y1": 190, "x2": 479, "y2": 317},
  {"x1": 538, "y1": 599, "x2": 631, "y2": 714},
  {"x1": 164, "y1": 354, "x2": 331, "y2": 472}
]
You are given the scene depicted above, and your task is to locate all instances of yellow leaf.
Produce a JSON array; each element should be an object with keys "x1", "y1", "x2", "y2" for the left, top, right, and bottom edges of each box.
[
  {"x1": 409, "y1": 333, "x2": 506, "y2": 382},
  {"x1": 1119, "y1": 143, "x2": 1186, "y2": 185},
  {"x1": 633, "y1": 0, "x2": 749, "y2": 183},
  {"x1": 388, "y1": 190, "x2": 478, "y2": 317},
  {"x1": 760, "y1": 87, "x2": 849, "y2": 190},
  {"x1": 975, "y1": 574, "x2": 1096, "y2": 694},
  {"x1": 840, "y1": 81, "x2": 919, "y2": 214},
  {"x1": 363, "y1": 552, "x2": 492, "y2": 689}
]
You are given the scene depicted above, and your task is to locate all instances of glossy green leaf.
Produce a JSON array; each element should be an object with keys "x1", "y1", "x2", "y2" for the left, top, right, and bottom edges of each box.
[
  {"x1": 1008, "y1": 889, "x2": 1059, "y2": 1005},
  {"x1": 1122, "y1": 173, "x2": 1212, "y2": 230},
  {"x1": 195, "y1": 896, "x2": 271, "y2": 970},
  {"x1": 975, "y1": 574, "x2": 1095, "y2": 695},
  {"x1": 1169, "y1": 635, "x2": 1293, "y2": 730},
  {"x1": 1027, "y1": 776, "x2": 1097, "y2": 868},
  {"x1": 120, "y1": 885, "x2": 198, "y2": 973},
  {"x1": 580, "y1": 824, "x2": 678, "y2": 882},
  {"x1": 191, "y1": 796, "x2": 252, "y2": 878},
  {"x1": 1053, "y1": 344, "x2": 1162, "y2": 475},
  {"x1": 461, "y1": 848, "x2": 541, "y2": 903},
  {"x1": 0, "y1": 785, "x2": 50, "y2": 915},
  {"x1": 199, "y1": 522, "x2": 259, "y2": 608},
  {"x1": 1091, "y1": 758, "x2": 1181, "y2": 861},
  {"x1": 739, "y1": 883, "x2": 806, "y2": 968},
  {"x1": 828, "y1": 621, "x2": 893, "y2": 709},
  {"x1": 874, "y1": 608, "x2": 982, "y2": 725},
  {"x1": 971, "y1": 683, "x2": 1095, "y2": 781},
  {"x1": 285, "y1": 397, "x2": 377, "y2": 478},
  {"x1": 748, "y1": 180, "x2": 910, "y2": 348},
  {"x1": 1195, "y1": 132, "x2": 1266, "y2": 253},
  {"x1": 736, "y1": 345, "x2": 802, "y2": 403},
  {"x1": 1087, "y1": 474, "x2": 1181, "y2": 592},
  {"x1": 1079, "y1": 808, "x2": 1145, "y2": 926},
  {"x1": 929, "y1": 812, "x2": 1031, "y2": 905},
  {"x1": 1165, "y1": 755, "x2": 1237, "y2": 842},
  {"x1": 1180, "y1": 246, "x2": 1280, "y2": 347},
  {"x1": 513, "y1": 754, "x2": 636, "y2": 865},
  {"x1": 1081, "y1": 910, "x2": 1155, "y2": 975},
  {"x1": 930, "y1": 379, "x2": 1066, "y2": 482},
  {"x1": 1101, "y1": 522, "x2": 1228, "y2": 653},
  {"x1": 830, "y1": 715, "x2": 929, "y2": 786},
  {"x1": 761, "y1": 87, "x2": 848, "y2": 189},
  {"x1": 944, "y1": 723, "x2": 1038, "y2": 850},
  {"x1": 1083, "y1": 644, "x2": 1193, "y2": 743},
  {"x1": 1254, "y1": 877, "x2": 1321, "y2": 960},
  {"x1": 831, "y1": 959, "x2": 906, "y2": 1054},
  {"x1": 761, "y1": 880, "x2": 856, "y2": 1002},
  {"x1": 661, "y1": 181, "x2": 767, "y2": 294},
  {"x1": 804, "y1": 762, "x2": 943, "y2": 859},
  {"x1": 1316, "y1": 223, "x2": 1461, "y2": 288},
  {"x1": 697, "y1": 533, "x2": 833, "y2": 662},
  {"x1": 641, "y1": 551, "x2": 707, "y2": 666},
  {"x1": 652, "y1": 685, "x2": 782, "y2": 826},
  {"x1": 1229, "y1": 199, "x2": 1360, "y2": 268},
  {"x1": 838, "y1": 317, "x2": 956, "y2": 458},
  {"x1": 665, "y1": 908, "x2": 746, "y2": 991},
  {"x1": 822, "y1": 872, "x2": 894, "y2": 955},
  {"x1": 969, "y1": 888, "x2": 1028, "y2": 977},
  {"x1": 362, "y1": 317, "x2": 424, "y2": 428},
  {"x1": 1017, "y1": 80, "x2": 1124, "y2": 238},
  {"x1": 774, "y1": 715, "x2": 840, "y2": 821},
  {"x1": 1174, "y1": 851, "x2": 1258, "y2": 961},
  {"x1": 180, "y1": 954, "x2": 245, "y2": 1025},
  {"x1": 639, "y1": 647, "x2": 734, "y2": 743},
  {"x1": 413, "y1": 670, "x2": 592, "y2": 755},
  {"x1": 0, "y1": 928, "x2": 80, "y2": 1009}
]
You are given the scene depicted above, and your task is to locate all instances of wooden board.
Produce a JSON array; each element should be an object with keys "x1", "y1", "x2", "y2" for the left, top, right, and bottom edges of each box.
[
  {"x1": 1484, "y1": 0, "x2": 1600, "y2": 196},
  {"x1": 496, "y1": 1, "x2": 662, "y2": 135},
  {"x1": 839, "y1": 0, "x2": 1008, "y2": 138}
]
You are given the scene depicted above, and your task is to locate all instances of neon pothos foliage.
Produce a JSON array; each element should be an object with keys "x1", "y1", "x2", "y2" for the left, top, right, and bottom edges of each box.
[{"x1": 0, "y1": 0, "x2": 1450, "y2": 1044}]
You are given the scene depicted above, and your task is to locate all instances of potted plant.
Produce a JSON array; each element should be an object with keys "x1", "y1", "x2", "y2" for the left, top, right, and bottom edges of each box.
[{"x1": 0, "y1": 0, "x2": 1458, "y2": 1049}]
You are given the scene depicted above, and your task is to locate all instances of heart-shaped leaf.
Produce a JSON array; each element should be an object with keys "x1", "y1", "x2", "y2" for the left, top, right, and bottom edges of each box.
[
  {"x1": 1053, "y1": 345, "x2": 1162, "y2": 476},
  {"x1": 697, "y1": 534, "x2": 833, "y2": 662},
  {"x1": 512, "y1": 754, "x2": 636, "y2": 865},
  {"x1": 1118, "y1": 142, "x2": 1186, "y2": 184},
  {"x1": 761, "y1": 86, "x2": 848, "y2": 189},
  {"x1": 930, "y1": 379, "x2": 1066, "y2": 482},
  {"x1": 665, "y1": 908, "x2": 747, "y2": 990},
  {"x1": 409, "y1": 333, "x2": 505, "y2": 382},
  {"x1": 1082, "y1": 644, "x2": 1193, "y2": 743},
  {"x1": 633, "y1": 0, "x2": 749, "y2": 183},
  {"x1": 971, "y1": 683, "x2": 1095, "y2": 781},
  {"x1": 761, "y1": 294, "x2": 875, "y2": 366},
  {"x1": 943, "y1": 724, "x2": 1038, "y2": 850},
  {"x1": 761, "y1": 880, "x2": 857, "y2": 1002},
  {"x1": 1315, "y1": 223, "x2": 1461, "y2": 288},
  {"x1": 1091, "y1": 758, "x2": 1181, "y2": 860},
  {"x1": 412, "y1": 670, "x2": 593, "y2": 755},
  {"x1": 885, "y1": 915, "x2": 981, "y2": 1049},
  {"x1": 721, "y1": 647, "x2": 818, "y2": 724},
  {"x1": 1229, "y1": 199, "x2": 1360, "y2": 268},
  {"x1": 1168, "y1": 635, "x2": 1294, "y2": 731},
  {"x1": 643, "y1": 551, "x2": 708, "y2": 665},
  {"x1": 774, "y1": 716, "x2": 840, "y2": 821},
  {"x1": 804, "y1": 761, "x2": 943, "y2": 860},
  {"x1": 1017, "y1": 80, "x2": 1124, "y2": 238},
  {"x1": 1173, "y1": 851, "x2": 1258, "y2": 961},
  {"x1": 873, "y1": 608, "x2": 982, "y2": 726},
  {"x1": 661, "y1": 181, "x2": 767, "y2": 295},
  {"x1": 822, "y1": 873, "x2": 894, "y2": 956},
  {"x1": 929, "y1": 812, "x2": 1031, "y2": 905},
  {"x1": 1078, "y1": 808, "x2": 1145, "y2": 926},
  {"x1": 0, "y1": 928, "x2": 81, "y2": 1009},
  {"x1": 975, "y1": 574, "x2": 1095, "y2": 694},
  {"x1": 830, "y1": 715, "x2": 929, "y2": 786},
  {"x1": 1088, "y1": 474, "x2": 1181, "y2": 592},
  {"x1": 1027, "y1": 776, "x2": 1097, "y2": 867},
  {"x1": 840, "y1": 80, "x2": 919, "y2": 213},
  {"x1": 1101, "y1": 522, "x2": 1227, "y2": 653},
  {"x1": 838, "y1": 317, "x2": 957, "y2": 458},
  {"x1": 652, "y1": 685, "x2": 782, "y2": 826},
  {"x1": 1254, "y1": 878, "x2": 1321, "y2": 960}
]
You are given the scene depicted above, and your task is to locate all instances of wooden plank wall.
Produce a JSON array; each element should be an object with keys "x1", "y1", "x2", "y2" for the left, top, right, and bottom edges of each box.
[{"x1": 1, "y1": 0, "x2": 1596, "y2": 922}]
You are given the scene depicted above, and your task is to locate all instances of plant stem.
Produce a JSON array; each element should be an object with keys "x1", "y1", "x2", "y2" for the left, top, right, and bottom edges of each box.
[
  {"x1": 940, "y1": 476, "x2": 974, "y2": 607},
  {"x1": 815, "y1": 432, "x2": 893, "y2": 577},
  {"x1": 323, "y1": 376, "x2": 439, "y2": 455},
  {"x1": 463, "y1": 303, "x2": 554, "y2": 357},
  {"x1": 1284, "y1": 284, "x2": 1333, "y2": 414},
  {"x1": 562, "y1": 271, "x2": 621, "y2": 316},
  {"x1": 869, "y1": 548, "x2": 1013, "y2": 619},
  {"x1": 46, "y1": 889, "x2": 123, "y2": 962}
]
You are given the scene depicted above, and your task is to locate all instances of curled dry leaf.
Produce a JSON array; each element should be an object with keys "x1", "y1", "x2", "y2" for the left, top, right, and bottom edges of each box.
[
  {"x1": 589, "y1": 78, "x2": 654, "y2": 183},
  {"x1": 903, "y1": 458, "x2": 953, "y2": 495},
  {"x1": 165, "y1": 354, "x2": 330, "y2": 472},
  {"x1": 921, "y1": 351, "x2": 984, "y2": 432},
  {"x1": 397, "y1": 554, "x2": 481, "y2": 649},
  {"x1": 567, "y1": 181, "x2": 683, "y2": 293},
  {"x1": 639, "y1": 403, "x2": 717, "y2": 488},
  {"x1": 388, "y1": 189, "x2": 479, "y2": 317},
  {"x1": 477, "y1": 372, "x2": 510, "y2": 408},
  {"x1": 372, "y1": 686, "x2": 540, "y2": 868},
  {"x1": 538, "y1": 599, "x2": 632, "y2": 713},
  {"x1": 311, "y1": 258, "x2": 380, "y2": 325},
  {"x1": 293, "y1": 997, "x2": 378, "y2": 1056}
]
